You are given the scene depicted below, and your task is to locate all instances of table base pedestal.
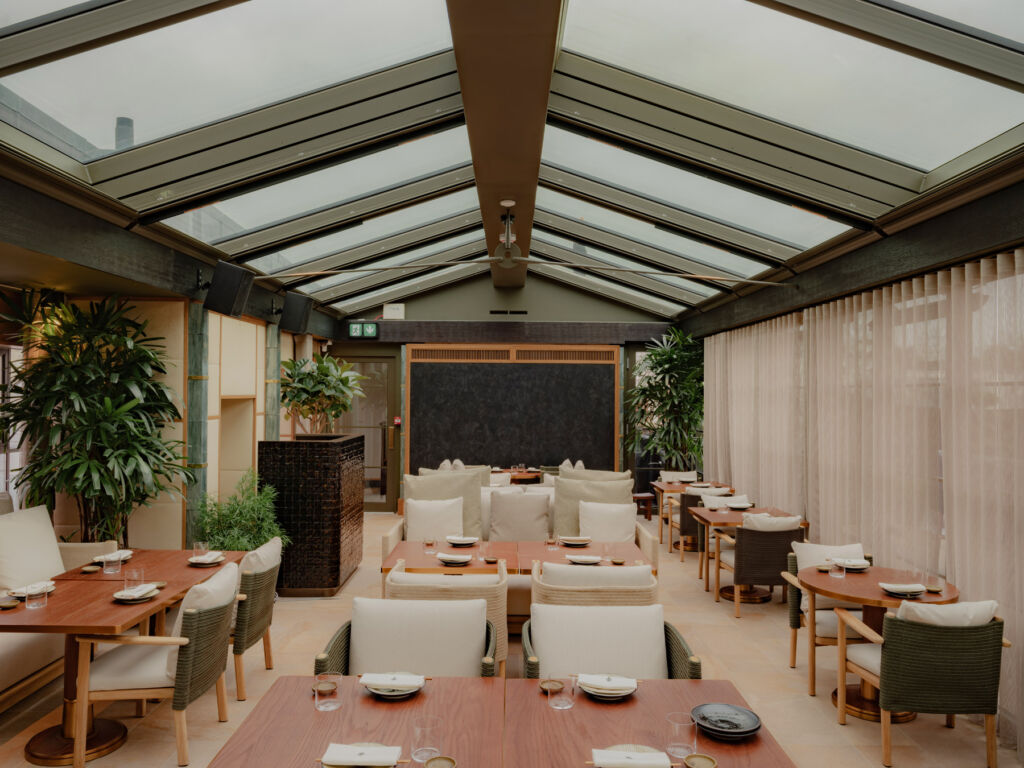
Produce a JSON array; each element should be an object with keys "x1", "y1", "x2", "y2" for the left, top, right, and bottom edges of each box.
[
  {"x1": 718, "y1": 585, "x2": 772, "y2": 603},
  {"x1": 831, "y1": 686, "x2": 916, "y2": 723},
  {"x1": 25, "y1": 718, "x2": 127, "y2": 766}
]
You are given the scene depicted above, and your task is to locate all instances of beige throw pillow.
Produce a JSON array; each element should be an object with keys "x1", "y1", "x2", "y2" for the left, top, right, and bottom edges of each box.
[
  {"x1": 489, "y1": 493, "x2": 550, "y2": 541},
  {"x1": 404, "y1": 472, "x2": 483, "y2": 538},
  {"x1": 742, "y1": 512, "x2": 802, "y2": 531},
  {"x1": 552, "y1": 478, "x2": 633, "y2": 537},
  {"x1": 578, "y1": 500, "x2": 637, "y2": 542},
  {"x1": 405, "y1": 498, "x2": 463, "y2": 541},
  {"x1": 560, "y1": 467, "x2": 632, "y2": 482}
]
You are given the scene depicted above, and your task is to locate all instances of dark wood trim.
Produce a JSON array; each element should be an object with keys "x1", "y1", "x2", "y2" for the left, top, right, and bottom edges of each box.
[{"x1": 345, "y1": 320, "x2": 670, "y2": 345}]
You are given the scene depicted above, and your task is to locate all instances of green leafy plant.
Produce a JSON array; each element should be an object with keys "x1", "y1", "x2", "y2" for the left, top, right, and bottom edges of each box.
[
  {"x1": 624, "y1": 328, "x2": 704, "y2": 471},
  {"x1": 194, "y1": 469, "x2": 289, "y2": 551},
  {"x1": 0, "y1": 292, "x2": 194, "y2": 544},
  {"x1": 281, "y1": 353, "x2": 366, "y2": 434}
]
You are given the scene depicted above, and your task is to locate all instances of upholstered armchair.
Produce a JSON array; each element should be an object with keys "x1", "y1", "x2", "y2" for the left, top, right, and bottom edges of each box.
[
  {"x1": 715, "y1": 517, "x2": 805, "y2": 617},
  {"x1": 529, "y1": 560, "x2": 657, "y2": 606}
]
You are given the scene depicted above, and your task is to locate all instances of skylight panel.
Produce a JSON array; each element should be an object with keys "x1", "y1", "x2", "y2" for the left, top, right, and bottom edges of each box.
[{"x1": 890, "y1": 0, "x2": 1024, "y2": 45}]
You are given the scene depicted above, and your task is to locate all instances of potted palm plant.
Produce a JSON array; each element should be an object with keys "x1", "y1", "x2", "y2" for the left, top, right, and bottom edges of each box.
[{"x1": 259, "y1": 353, "x2": 366, "y2": 595}]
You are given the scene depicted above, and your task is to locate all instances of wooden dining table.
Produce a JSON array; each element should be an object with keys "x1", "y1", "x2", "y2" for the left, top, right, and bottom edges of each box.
[
  {"x1": 517, "y1": 540, "x2": 652, "y2": 573},
  {"x1": 207, "y1": 675, "x2": 505, "y2": 767},
  {"x1": 651, "y1": 481, "x2": 731, "y2": 551},
  {"x1": 0, "y1": 548, "x2": 243, "y2": 765},
  {"x1": 797, "y1": 565, "x2": 959, "y2": 723},
  {"x1": 504, "y1": 678, "x2": 796, "y2": 767}
]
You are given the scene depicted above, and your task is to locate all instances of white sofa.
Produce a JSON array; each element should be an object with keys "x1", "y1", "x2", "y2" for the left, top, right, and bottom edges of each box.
[{"x1": 0, "y1": 505, "x2": 116, "y2": 712}]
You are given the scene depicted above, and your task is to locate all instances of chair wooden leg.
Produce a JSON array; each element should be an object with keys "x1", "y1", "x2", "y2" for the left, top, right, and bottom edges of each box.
[
  {"x1": 135, "y1": 699, "x2": 147, "y2": 716},
  {"x1": 734, "y1": 581, "x2": 741, "y2": 618},
  {"x1": 714, "y1": 561, "x2": 721, "y2": 602},
  {"x1": 72, "y1": 647, "x2": 92, "y2": 768},
  {"x1": 174, "y1": 709, "x2": 189, "y2": 766},
  {"x1": 881, "y1": 709, "x2": 892, "y2": 767},
  {"x1": 808, "y1": 636, "x2": 817, "y2": 696},
  {"x1": 498, "y1": 659, "x2": 507, "y2": 678},
  {"x1": 679, "y1": 531, "x2": 685, "y2": 563},
  {"x1": 789, "y1": 627, "x2": 797, "y2": 669},
  {"x1": 836, "y1": 632, "x2": 846, "y2": 722},
  {"x1": 945, "y1": 714, "x2": 955, "y2": 728},
  {"x1": 216, "y1": 672, "x2": 228, "y2": 722},
  {"x1": 262, "y1": 630, "x2": 274, "y2": 669},
  {"x1": 985, "y1": 714, "x2": 997, "y2": 768},
  {"x1": 233, "y1": 653, "x2": 246, "y2": 701}
]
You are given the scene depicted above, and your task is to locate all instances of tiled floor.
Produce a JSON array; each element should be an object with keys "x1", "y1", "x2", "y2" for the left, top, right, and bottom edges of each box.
[{"x1": 0, "y1": 513, "x2": 1019, "y2": 767}]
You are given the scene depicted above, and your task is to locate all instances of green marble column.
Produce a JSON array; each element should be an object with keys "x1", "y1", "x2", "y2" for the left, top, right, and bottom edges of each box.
[
  {"x1": 185, "y1": 302, "x2": 208, "y2": 546},
  {"x1": 265, "y1": 324, "x2": 281, "y2": 441}
]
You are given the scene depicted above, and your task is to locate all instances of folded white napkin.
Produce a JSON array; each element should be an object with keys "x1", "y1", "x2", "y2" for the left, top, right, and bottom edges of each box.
[
  {"x1": 445, "y1": 535, "x2": 478, "y2": 545},
  {"x1": 98, "y1": 549, "x2": 133, "y2": 562},
  {"x1": 192, "y1": 550, "x2": 223, "y2": 563},
  {"x1": 834, "y1": 558, "x2": 870, "y2": 569},
  {"x1": 566, "y1": 554, "x2": 602, "y2": 565},
  {"x1": 559, "y1": 536, "x2": 592, "y2": 544},
  {"x1": 577, "y1": 673, "x2": 637, "y2": 692},
  {"x1": 321, "y1": 743, "x2": 402, "y2": 767},
  {"x1": 436, "y1": 552, "x2": 473, "y2": 563},
  {"x1": 359, "y1": 673, "x2": 425, "y2": 690},
  {"x1": 591, "y1": 749, "x2": 671, "y2": 768},
  {"x1": 119, "y1": 583, "x2": 157, "y2": 598},
  {"x1": 880, "y1": 582, "x2": 925, "y2": 593},
  {"x1": 11, "y1": 580, "x2": 54, "y2": 596}
]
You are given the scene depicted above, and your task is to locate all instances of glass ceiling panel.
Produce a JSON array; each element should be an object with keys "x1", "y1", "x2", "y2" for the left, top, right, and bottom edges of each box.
[
  {"x1": 249, "y1": 187, "x2": 479, "y2": 275},
  {"x1": 542, "y1": 124, "x2": 848, "y2": 249},
  {"x1": 162, "y1": 125, "x2": 471, "y2": 244},
  {"x1": 0, "y1": 0, "x2": 452, "y2": 161},
  {"x1": 331, "y1": 264, "x2": 475, "y2": 313},
  {"x1": 0, "y1": 0, "x2": 104, "y2": 31},
  {"x1": 533, "y1": 230, "x2": 718, "y2": 298},
  {"x1": 887, "y1": 0, "x2": 1024, "y2": 45},
  {"x1": 562, "y1": 0, "x2": 1024, "y2": 170},
  {"x1": 528, "y1": 254, "x2": 687, "y2": 314},
  {"x1": 304, "y1": 229, "x2": 484, "y2": 294},
  {"x1": 536, "y1": 187, "x2": 764, "y2": 277}
]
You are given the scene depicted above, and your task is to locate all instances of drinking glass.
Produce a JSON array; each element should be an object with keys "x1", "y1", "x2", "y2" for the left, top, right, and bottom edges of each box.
[
  {"x1": 423, "y1": 538, "x2": 436, "y2": 555},
  {"x1": 412, "y1": 715, "x2": 442, "y2": 762},
  {"x1": 547, "y1": 676, "x2": 575, "y2": 710},
  {"x1": 546, "y1": 538, "x2": 558, "y2": 552},
  {"x1": 829, "y1": 559, "x2": 846, "y2": 579},
  {"x1": 193, "y1": 541, "x2": 209, "y2": 560},
  {"x1": 124, "y1": 567, "x2": 145, "y2": 593},
  {"x1": 313, "y1": 673, "x2": 342, "y2": 711},
  {"x1": 102, "y1": 553, "x2": 122, "y2": 575},
  {"x1": 25, "y1": 587, "x2": 48, "y2": 610},
  {"x1": 666, "y1": 712, "x2": 697, "y2": 758}
]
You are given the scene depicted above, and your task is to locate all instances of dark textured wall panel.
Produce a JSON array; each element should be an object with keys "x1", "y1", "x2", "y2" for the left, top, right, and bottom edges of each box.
[{"x1": 409, "y1": 363, "x2": 615, "y2": 469}]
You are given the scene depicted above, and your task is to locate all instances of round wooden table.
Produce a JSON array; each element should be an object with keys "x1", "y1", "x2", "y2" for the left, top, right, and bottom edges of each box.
[{"x1": 797, "y1": 565, "x2": 959, "y2": 722}]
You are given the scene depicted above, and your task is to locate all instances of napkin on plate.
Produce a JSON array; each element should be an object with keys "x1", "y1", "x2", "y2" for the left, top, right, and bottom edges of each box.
[
  {"x1": 880, "y1": 582, "x2": 925, "y2": 593},
  {"x1": 577, "y1": 674, "x2": 637, "y2": 692},
  {"x1": 98, "y1": 549, "x2": 133, "y2": 562},
  {"x1": 445, "y1": 535, "x2": 478, "y2": 545},
  {"x1": 359, "y1": 673, "x2": 425, "y2": 690},
  {"x1": 565, "y1": 555, "x2": 602, "y2": 565},
  {"x1": 191, "y1": 550, "x2": 223, "y2": 563},
  {"x1": 591, "y1": 749, "x2": 671, "y2": 768},
  {"x1": 10, "y1": 580, "x2": 54, "y2": 596},
  {"x1": 834, "y1": 558, "x2": 870, "y2": 569},
  {"x1": 435, "y1": 552, "x2": 473, "y2": 563},
  {"x1": 558, "y1": 535, "x2": 592, "y2": 544},
  {"x1": 119, "y1": 583, "x2": 157, "y2": 599},
  {"x1": 321, "y1": 743, "x2": 402, "y2": 767}
]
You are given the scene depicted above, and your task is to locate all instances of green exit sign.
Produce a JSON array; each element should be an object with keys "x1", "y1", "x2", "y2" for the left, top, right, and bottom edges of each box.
[{"x1": 348, "y1": 322, "x2": 378, "y2": 339}]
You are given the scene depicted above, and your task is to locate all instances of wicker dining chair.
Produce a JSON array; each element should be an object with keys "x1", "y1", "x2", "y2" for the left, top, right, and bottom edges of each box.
[
  {"x1": 715, "y1": 524, "x2": 805, "y2": 617},
  {"x1": 72, "y1": 563, "x2": 238, "y2": 768},
  {"x1": 667, "y1": 494, "x2": 703, "y2": 562},
  {"x1": 529, "y1": 560, "x2": 658, "y2": 606},
  {"x1": 384, "y1": 559, "x2": 508, "y2": 670},
  {"x1": 231, "y1": 561, "x2": 280, "y2": 700},
  {"x1": 836, "y1": 608, "x2": 1010, "y2": 767}
]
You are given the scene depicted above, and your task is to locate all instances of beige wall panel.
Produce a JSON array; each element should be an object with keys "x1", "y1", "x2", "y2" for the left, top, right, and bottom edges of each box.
[
  {"x1": 256, "y1": 324, "x2": 266, "y2": 413},
  {"x1": 220, "y1": 398, "x2": 254, "y2": 500},
  {"x1": 128, "y1": 501, "x2": 184, "y2": 549},
  {"x1": 208, "y1": 362, "x2": 221, "y2": 418},
  {"x1": 136, "y1": 301, "x2": 187, "y2": 407},
  {"x1": 207, "y1": 419, "x2": 220, "y2": 500},
  {"x1": 220, "y1": 318, "x2": 258, "y2": 397},
  {"x1": 219, "y1": 470, "x2": 248, "y2": 499}
]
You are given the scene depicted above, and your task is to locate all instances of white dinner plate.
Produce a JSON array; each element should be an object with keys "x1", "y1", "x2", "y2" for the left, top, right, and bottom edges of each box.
[{"x1": 566, "y1": 554, "x2": 602, "y2": 565}]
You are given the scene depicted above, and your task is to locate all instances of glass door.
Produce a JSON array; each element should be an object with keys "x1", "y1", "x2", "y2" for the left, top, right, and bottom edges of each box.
[{"x1": 335, "y1": 355, "x2": 400, "y2": 511}]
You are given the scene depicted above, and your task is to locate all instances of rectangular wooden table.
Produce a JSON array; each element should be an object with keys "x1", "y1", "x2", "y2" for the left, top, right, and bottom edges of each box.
[
  {"x1": 503, "y1": 678, "x2": 796, "y2": 768},
  {"x1": 517, "y1": 540, "x2": 651, "y2": 572},
  {"x1": 651, "y1": 481, "x2": 731, "y2": 551},
  {"x1": 52, "y1": 548, "x2": 245, "y2": 583},
  {"x1": 208, "y1": 675, "x2": 505, "y2": 768}
]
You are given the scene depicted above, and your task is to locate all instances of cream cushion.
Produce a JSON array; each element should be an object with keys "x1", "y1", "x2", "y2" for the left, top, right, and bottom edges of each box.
[
  {"x1": 791, "y1": 541, "x2": 865, "y2": 613},
  {"x1": 348, "y1": 597, "x2": 487, "y2": 677},
  {"x1": 742, "y1": 513, "x2": 803, "y2": 531},
  {"x1": 91, "y1": 643, "x2": 176, "y2": 691},
  {"x1": 0, "y1": 492, "x2": 14, "y2": 515},
  {"x1": 490, "y1": 473, "x2": 511, "y2": 487},
  {"x1": 815, "y1": 609, "x2": 864, "y2": 638},
  {"x1": 0, "y1": 632, "x2": 64, "y2": 693},
  {"x1": 167, "y1": 561, "x2": 239, "y2": 677},
  {"x1": 507, "y1": 574, "x2": 532, "y2": 615},
  {"x1": 405, "y1": 472, "x2": 483, "y2": 538},
  {"x1": 524, "y1": 486, "x2": 554, "y2": 512},
  {"x1": 529, "y1": 603, "x2": 668, "y2": 679},
  {"x1": 699, "y1": 486, "x2": 733, "y2": 497},
  {"x1": 480, "y1": 487, "x2": 523, "y2": 540},
  {"x1": 0, "y1": 505, "x2": 65, "y2": 589},
  {"x1": 718, "y1": 549, "x2": 736, "y2": 567},
  {"x1": 574, "y1": 460, "x2": 585, "y2": 470},
  {"x1": 846, "y1": 644, "x2": 882, "y2": 676},
  {"x1": 896, "y1": 600, "x2": 998, "y2": 627},
  {"x1": 552, "y1": 478, "x2": 633, "y2": 537},
  {"x1": 420, "y1": 466, "x2": 490, "y2": 487},
  {"x1": 660, "y1": 471, "x2": 698, "y2": 483},
  {"x1": 542, "y1": 473, "x2": 556, "y2": 486},
  {"x1": 489, "y1": 493, "x2": 550, "y2": 541},
  {"x1": 438, "y1": 459, "x2": 452, "y2": 471},
  {"x1": 701, "y1": 494, "x2": 746, "y2": 509},
  {"x1": 560, "y1": 468, "x2": 632, "y2": 482},
  {"x1": 541, "y1": 563, "x2": 653, "y2": 587},
  {"x1": 389, "y1": 571, "x2": 499, "y2": 586},
  {"x1": 405, "y1": 497, "x2": 463, "y2": 541},
  {"x1": 451, "y1": 459, "x2": 466, "y2": 471},
  {"x1": 578, "y1": 501, "x2": 637, "y2": 542},
  {"x1": 559, "y1": 459, "x2": 573, "y2": 471}
]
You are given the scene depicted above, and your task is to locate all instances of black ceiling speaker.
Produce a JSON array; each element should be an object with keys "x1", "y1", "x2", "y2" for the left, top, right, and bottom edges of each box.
[
  {"x1": 279, "y1": 292, "x2": 314, "y2": 334},
  {"x1": 203, "y1": 261, "x2": 254, "y2": 317}
]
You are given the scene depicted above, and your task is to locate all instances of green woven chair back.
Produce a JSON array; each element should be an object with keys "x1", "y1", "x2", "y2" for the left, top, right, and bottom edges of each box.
[
  {"x1": 174, "y1": 600, "x2": 235, "y2": 710},
  {"x1": 733, "y1": 527, "x2": 805, "y2": 586},
  {"x1": 234, "y1": 563, "x2": 281, "y2": 654}
]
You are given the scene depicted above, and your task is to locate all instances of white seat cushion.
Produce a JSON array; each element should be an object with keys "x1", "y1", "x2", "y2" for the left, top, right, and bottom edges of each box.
[
  {"x1": 0, "y1": 632, "x2": 63, "y2": 693},
  {"x1": 699, "y1": 487, "x2": 732, "y2": 498},
  {"x1": 560, "y1": 468, "x2": 632, "y2": 482},
  {"x1": 167, "y1": 562, "x2": 239, "y2": 677},
  {"x1": 90, "y1": 643, "x2": 175, "y2": 691},
  {"x1": 405, "y1": 472, "x2": 483, "y2": 537},
  {"x1": 718, "y1": 549, "x2": 736, "y2": 567},
  {"x1": 553, "y1": 478, "x2": 633, "y2": 537},
  {"x1": 507, "y1": 574, "x2": 532, "y2": 616},
  {"x1": 349, "y1": 597, "x2": 487, "y2": 678},
  {"x1": 895, "y1": 600, "x2": 998, "y2": 627},
  {"x1": 814, "y1": 609, "x2": 864, "y2": 638},
  {"x1": 701, "y1": 494, "x2": 746, "y2": 510},
  {"x1": 0, "y1": 506, "x2": 65, "y2": 589},
  {"x1": 541, "y1": 563, "x2": 652, "y2": 587},
  {"x1": 490, "y1": 473, "x2": 511, "y2": 487},
  {"x1": 742, "y1": 513, "x2": 802, "y2": 531},
  {"x1": 659, "y1": 471, "x2": 698, "y2": 483},
  {"x1": 846, "y1": 643, "x2": 882, "y2": 677},
  {"x1": 490, "y1": 493, "x2": 550, "y2": 541},
  {"x1": 405, "y1": 498, "x2": 463, "y2": 541},
  {"x1": 579, "y1": 501, "x2": 637, "y2": 542},
  {"x1": 791, "y1": 541, "x2": 865, "y2": 613},
  {"x1": 530, "y1": 603, "x2": 667, "y2": 679}
]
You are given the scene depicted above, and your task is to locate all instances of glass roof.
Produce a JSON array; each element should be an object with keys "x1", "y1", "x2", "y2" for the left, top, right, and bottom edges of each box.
[
  {"x1": 532, "y1": 230, "x2": 718, "y2": 298},
  {"x1": 536, "y1": 187, "x2": 765, "y2": 277},
  {"x1": 889, "y1": 0, "x2": 1024, "y2": 44},
  {"x1": 562, "y1": 0, "x2": 1024, "y2": 170},
  {"x1": 0, "y1": 0, "x2": 103, "y2": 30},
  {"x1": 542, "y1": 124, "x2": 848, "y2": 249},
  {"x1": 248, "y1": 187, "x2": 479, "y2": 275},
  {"x1": 162, "y1": 125, "x2": 471, "y2": 244},
  {"x1": 303, "y1": 229, "x2": 484, "y2": 294},
  {"x1": 331, "y1": 264, "x2": 474, "y2": 313},
  {"x1": 0, "y1": 0, "x2": 452, "y2": 161}
]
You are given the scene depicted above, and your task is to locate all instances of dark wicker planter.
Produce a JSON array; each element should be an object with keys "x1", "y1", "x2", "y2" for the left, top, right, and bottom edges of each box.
[{"x1": 258, "y1": 434, "x2": 364, "y2": 597}]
